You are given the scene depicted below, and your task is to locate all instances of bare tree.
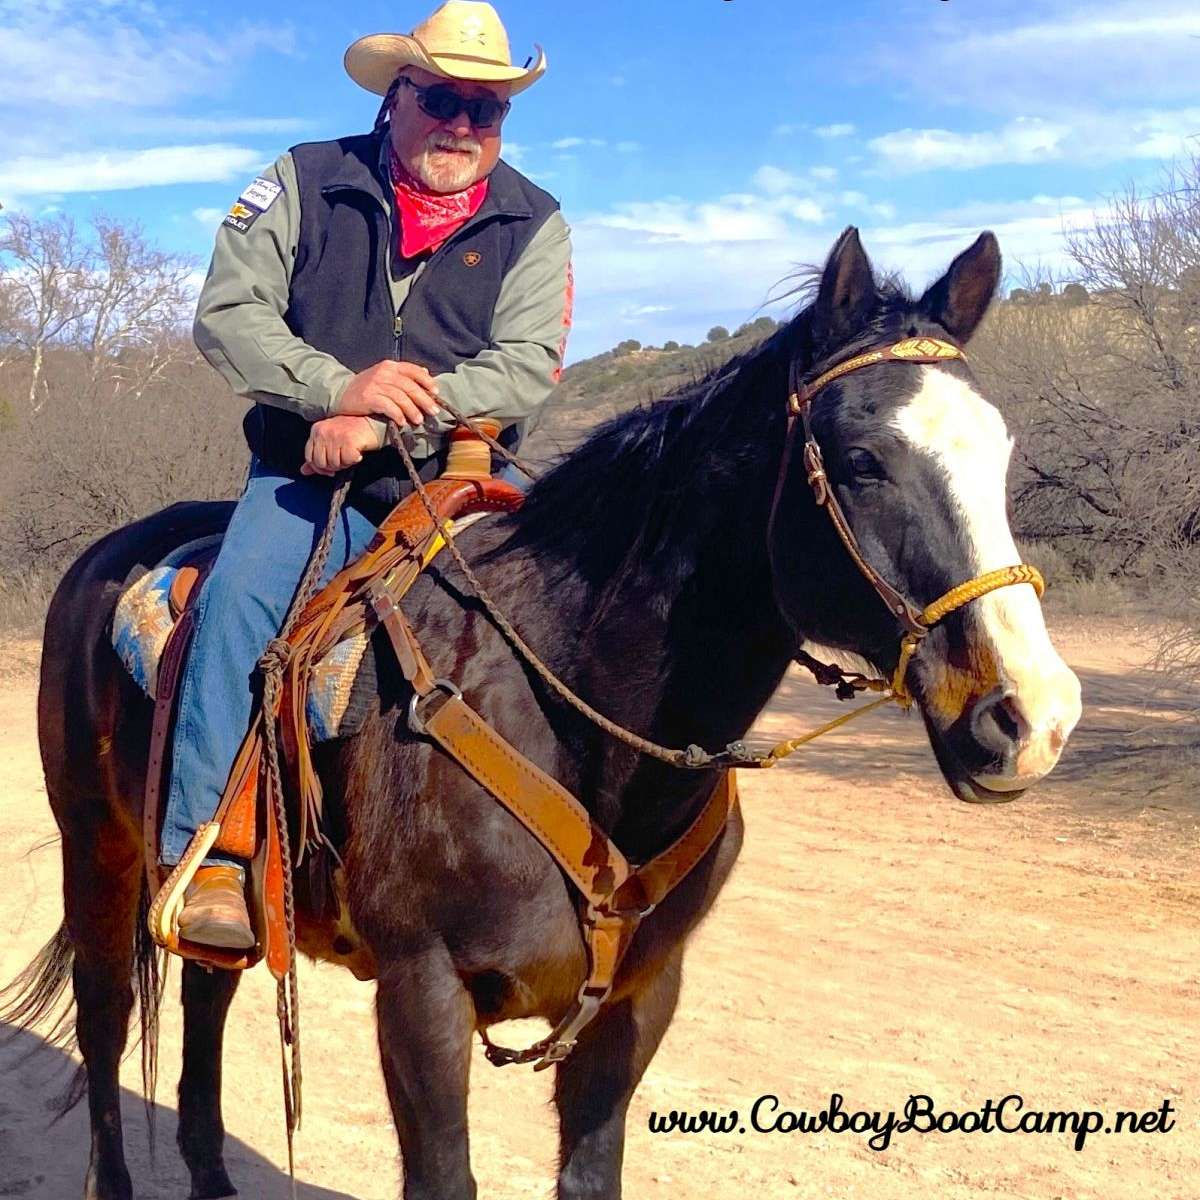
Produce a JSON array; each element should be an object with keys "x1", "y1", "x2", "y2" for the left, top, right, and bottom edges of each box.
[
  {"x1": 78, "y1": 216, "x2": 197, "y2": 398},
  {"x1": 0, "y1": 213, "x2": 245, "y2": 593},
  {"x1": 0, "y1": 213, "x2": 91, "y2": 411},
  {"x1": 972, "y1": 153, "x2": 1200, "y2": 581},
  {"x1": 1066, "y1": 152, "x2": 1200, "y2": 394}
]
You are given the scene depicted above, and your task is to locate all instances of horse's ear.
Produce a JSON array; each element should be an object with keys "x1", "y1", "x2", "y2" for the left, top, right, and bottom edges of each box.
[
  {"x1": 812, "y1": 226, "x2": 876, "y2": 350},
  {"x1": 920, "y1": 232, "x2": 1001, "y2": 344}
]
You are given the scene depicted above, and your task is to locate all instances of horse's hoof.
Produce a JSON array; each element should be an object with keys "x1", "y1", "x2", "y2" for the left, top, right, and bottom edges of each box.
[{"x1": 188, "y1": 1168, "x2": 237, "y2": 1199}]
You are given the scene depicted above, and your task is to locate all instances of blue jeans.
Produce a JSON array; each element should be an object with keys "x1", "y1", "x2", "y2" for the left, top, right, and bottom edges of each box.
[{"x1": 160, "y1": 459, "x2": 378, "y2": 866}]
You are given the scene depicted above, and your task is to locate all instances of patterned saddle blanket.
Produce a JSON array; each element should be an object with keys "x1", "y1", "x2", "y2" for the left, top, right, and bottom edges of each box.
[{"x1": 111, "y1": 510, "x2": 491, "y2": 743}]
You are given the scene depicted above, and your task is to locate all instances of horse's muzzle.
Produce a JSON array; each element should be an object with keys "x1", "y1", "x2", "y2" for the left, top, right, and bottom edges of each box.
[{"x1": 929, "y1": 676, "x2": 1081, "y2": 803}]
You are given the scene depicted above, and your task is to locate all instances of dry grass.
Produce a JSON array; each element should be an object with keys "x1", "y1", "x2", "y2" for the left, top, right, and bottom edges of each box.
[{"x1": 0, "y1": 572, "x2": 54, "y2": 637}]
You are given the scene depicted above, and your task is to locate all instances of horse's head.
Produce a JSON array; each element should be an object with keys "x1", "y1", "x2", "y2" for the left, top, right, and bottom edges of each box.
[{"x1": 769, "y1": 227, "x2": 1081, "y2": 802}]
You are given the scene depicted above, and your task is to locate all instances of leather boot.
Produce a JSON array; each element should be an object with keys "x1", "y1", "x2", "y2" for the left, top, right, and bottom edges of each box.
[{"x1": 177, "y1": 865, "x2": 255, "y2": 950}]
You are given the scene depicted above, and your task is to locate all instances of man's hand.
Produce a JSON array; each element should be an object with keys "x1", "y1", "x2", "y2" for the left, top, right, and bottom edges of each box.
[
  {"x1": 333, "y1": 360, "x2": 440, "y2": 427},
  {"x1": 301, "y1": 414, "x2": 385, "y2": 476}
]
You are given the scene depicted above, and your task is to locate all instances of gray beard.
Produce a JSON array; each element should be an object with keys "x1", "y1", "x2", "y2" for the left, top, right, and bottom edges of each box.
[{"x1": 413, "y1": 143, "x2": 483, "y2": 192}]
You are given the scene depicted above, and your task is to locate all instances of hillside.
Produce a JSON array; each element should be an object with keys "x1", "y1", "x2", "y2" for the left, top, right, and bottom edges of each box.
[{"x1": 523, "y1": 325, "x2": 774, "y2": 463}]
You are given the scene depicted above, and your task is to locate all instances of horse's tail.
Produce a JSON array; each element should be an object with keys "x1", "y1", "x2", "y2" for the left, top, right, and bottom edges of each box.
[
  {"x1": 132, "y1": 882, "x2": 168, "y2": 1150},
  {"x1": 0, "y1": 920, "x2": 75, "y2": 1047},
  {"x1": 0, "y1": 882, "x2": 166, "y2": 1139}
]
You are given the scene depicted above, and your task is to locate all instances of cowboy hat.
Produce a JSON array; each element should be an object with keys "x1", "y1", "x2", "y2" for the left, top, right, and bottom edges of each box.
[{"x1": 345, "y1": 1, "x2": 546, "y2": 97}]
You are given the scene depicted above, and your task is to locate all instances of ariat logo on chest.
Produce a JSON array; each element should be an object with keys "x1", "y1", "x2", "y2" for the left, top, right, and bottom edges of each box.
[{"x1": 462, "y1": 251, "x2": 482, "y2": 267}]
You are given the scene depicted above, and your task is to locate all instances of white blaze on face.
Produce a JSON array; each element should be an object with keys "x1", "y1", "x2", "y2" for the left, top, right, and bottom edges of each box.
[{"x1": 891, "y1": 367, "x2": 1082, "y2": 786}]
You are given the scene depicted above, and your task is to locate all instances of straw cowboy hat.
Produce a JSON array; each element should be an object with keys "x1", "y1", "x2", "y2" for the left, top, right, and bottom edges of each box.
[{"x1": 345, "y1": 1, "x2": 546, "y2": 97}]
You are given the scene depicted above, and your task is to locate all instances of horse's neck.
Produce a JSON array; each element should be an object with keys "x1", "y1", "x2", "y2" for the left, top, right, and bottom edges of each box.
[{"x1": 548, "y1": 348, "x2": 802, "y2": 840}]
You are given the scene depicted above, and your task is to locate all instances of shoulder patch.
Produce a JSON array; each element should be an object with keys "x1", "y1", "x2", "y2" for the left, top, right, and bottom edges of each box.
[
  {"x1": 223, "y1": 201, "x2": 262, "y2": 234},
  {"x1": 240, "y1": 176, "x2": 283, "y2": 212},
  {"x1": 222, "y1": 176, "x2": 283, "y2": 233}
]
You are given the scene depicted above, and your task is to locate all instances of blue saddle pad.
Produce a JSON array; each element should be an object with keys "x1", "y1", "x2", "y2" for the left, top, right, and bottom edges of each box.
[{"x1": 111, "y1": 536, "x2": 374, "y2": 743}]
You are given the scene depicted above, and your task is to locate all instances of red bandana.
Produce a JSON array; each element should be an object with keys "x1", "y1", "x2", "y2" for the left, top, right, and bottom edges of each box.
[{"x1": 389, "y1": 150, "x2": 488, "y2": 260}]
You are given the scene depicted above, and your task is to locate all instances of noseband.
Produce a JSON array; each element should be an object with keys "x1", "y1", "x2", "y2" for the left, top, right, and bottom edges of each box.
[{"x1": 768, "y1": 335, "x2": 1045, "y2": 708}]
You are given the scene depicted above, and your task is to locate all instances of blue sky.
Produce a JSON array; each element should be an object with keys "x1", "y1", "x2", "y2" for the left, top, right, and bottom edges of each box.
[{"x1": 2, "y1": 0, "x2": 1198, "y2": 359}]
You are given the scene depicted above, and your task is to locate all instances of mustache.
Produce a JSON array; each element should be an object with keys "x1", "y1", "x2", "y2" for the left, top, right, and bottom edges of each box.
[{"x1": 426, "y1": 133, "x2": 480, "y2": 154}]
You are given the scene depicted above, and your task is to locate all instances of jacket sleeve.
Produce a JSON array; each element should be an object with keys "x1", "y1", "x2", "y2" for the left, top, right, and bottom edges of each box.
[
  {"x1": 419, "y1": 209, "x2": 574, "y2": 436},
  {"x1": 192, "y1": 152, "x2": 356, "y2": 423}
]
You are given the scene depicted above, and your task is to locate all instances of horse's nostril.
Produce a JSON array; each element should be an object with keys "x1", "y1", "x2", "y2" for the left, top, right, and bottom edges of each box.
[
  {"x1": 992, "y1": 694, "x2": 1023, "y2": 744},
  {"x1": 970, "y1": 689, "x2": 1027, "y2": 758}
]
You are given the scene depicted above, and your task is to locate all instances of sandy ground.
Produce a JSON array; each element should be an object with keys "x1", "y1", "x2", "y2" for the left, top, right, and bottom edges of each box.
[{"x1": 1, "y1": 616, "x2": 1197, "y2": 1199}]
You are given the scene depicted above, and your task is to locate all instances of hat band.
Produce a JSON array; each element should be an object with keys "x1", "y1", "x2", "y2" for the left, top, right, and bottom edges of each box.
[{"x1": 427, "y1": 50, "x2": 521, "y2": 68}]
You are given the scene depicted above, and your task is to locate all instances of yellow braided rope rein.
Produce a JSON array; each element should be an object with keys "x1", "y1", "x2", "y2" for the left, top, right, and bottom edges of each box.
[
  {"x1": 761, "y1": 563, "x2": 1045, "y2": 765},
  {"x1": 760, "y1": 692, "x2": 898, "y2": 767}
]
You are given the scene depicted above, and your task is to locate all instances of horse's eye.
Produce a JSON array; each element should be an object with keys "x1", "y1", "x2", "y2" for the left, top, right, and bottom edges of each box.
[{"x1": 847, "y1": 447, "x2": 885, "y2": 479}]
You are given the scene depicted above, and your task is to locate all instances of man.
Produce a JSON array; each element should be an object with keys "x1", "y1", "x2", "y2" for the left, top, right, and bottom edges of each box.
[{"x1": 163, "y1": 0, "x2": 573, "y2": 948}]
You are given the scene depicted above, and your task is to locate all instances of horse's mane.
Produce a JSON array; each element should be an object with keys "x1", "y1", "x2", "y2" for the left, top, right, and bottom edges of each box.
[{"x1": 496, "y1": 271, "x2": 919, "y2": 618}]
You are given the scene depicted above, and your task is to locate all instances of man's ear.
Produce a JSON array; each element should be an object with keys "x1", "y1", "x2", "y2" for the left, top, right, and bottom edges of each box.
[
  {"x1": 811, "y1": 227, "x2": 877, "y2": 351},
  {"x1": 919, "y1": 232, "x2": 1002, "y2": 344}
]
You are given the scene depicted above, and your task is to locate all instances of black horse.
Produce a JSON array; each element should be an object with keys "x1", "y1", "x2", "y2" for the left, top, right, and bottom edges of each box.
[{"x1": 4, "y1": 228, "x2": 1080, "y2": 1200}]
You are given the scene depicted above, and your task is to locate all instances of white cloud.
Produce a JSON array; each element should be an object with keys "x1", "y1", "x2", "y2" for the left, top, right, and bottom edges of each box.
[
  {"x1": 870, "y1": 118, "x2": 1068, "y2": 173},
  {"x1": 862, "y1": 195, "x2": 1098, "y2": 287},
  {"x1": 552, "y1": 137, "x2": 608, "y2": 152},
  {"x1": 754, "y1": 166, "x2": 800, "y2": 196},
  {"x1": 567, "y1": 217, "x2": 820, "y2": 357},
  {"x1": 564, "y1": 166, "x2": 910, "y2": 354},
  {"x1": 192, "y1": 207, "x2": 226, "y2": 227},
  {"x1": 788, "y1": 200, "x2": 825, "y2": 223},
  {"x1": 124, "y1": 116, "x2": 313, "y2": 137},
  {"x1": 565, "y1": 182, "x2": 1109, "y2": 359},
  {"x1": 0, "y1": 145, "x2": 266, "y2": 201},
  {"x1": 753, "y1": 165, "x2": 840, "y2": 195},
  {"x1": 840, "y1": 191, "x2": 896, "y2": 220},
  {"x1": 592, "y1": 197, "x2": 791, "y2": 245},
  {"x1": 814, "y1": 123, "x2": 856, "y2": 139},
  {"x1": 869, "y1": 110, "x2": 1200, "y2": 173},
  {"x1": 878, "y1": 0, "x2": 1200, "y2": 112},
  {"x1": 0, "y1": 9, "x2": 294, "y2": 115}
]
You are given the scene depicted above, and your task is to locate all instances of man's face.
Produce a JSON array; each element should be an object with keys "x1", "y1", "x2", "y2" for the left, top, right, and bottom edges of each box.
[{"x1": 389, "y1": 66, "x2": 511, "y2": 192}]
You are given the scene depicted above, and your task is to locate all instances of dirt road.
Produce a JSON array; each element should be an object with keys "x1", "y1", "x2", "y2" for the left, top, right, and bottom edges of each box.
[{"x1": 1, "y1": 619, "x2": 1196, "y2": 1199}]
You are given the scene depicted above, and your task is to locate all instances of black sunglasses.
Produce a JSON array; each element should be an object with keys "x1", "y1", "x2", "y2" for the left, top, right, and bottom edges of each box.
[{"x1": 398, "y1": 76, "x2": 511, "y2": 129}]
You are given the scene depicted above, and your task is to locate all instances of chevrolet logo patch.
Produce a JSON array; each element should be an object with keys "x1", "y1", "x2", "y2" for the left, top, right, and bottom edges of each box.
[{"x1": 224, "y1": 199, "x2": 265, "y2": 235}]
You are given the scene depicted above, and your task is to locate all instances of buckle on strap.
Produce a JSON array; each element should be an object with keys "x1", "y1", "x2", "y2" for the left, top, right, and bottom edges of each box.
[
  {"x1": 531, "y1": 985, "x2": 608, "y2": 1071},
  {"x1": 480, "y1": 901, "x2": 649, "y2": 1071},
  {"x1": 407, "y1": 678, "x2": 463, "y2": 735},
  {"x1": 480, "y1": 982, "x2": 610, "y2": 1071}
]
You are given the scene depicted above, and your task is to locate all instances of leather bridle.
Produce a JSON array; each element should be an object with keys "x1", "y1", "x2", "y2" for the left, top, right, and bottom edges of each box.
[{"x1": 767, "y1": 335, "x2": 1045, "y2": 709}]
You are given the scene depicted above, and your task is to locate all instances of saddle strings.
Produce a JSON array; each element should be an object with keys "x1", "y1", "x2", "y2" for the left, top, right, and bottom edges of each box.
[{"x1": 255, "y1": 472, "x2": 352, "y2": 1195}]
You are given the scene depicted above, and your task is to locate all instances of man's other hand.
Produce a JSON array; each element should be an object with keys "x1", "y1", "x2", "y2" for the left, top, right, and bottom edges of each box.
[
  {"x1": 302, "y1": 414, "x2": 385, "y2": 476},
  {"x1": 334, "y1": 360, "x2": 440, "y2": 427}
]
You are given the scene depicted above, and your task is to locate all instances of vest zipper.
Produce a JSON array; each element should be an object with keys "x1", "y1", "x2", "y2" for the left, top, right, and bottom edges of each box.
[{"x1": 393, "y1": 314, "x2": 403, "y2": 360}]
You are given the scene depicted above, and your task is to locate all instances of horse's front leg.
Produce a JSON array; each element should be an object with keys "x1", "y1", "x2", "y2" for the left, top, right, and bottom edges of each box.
[
  {"x1": 375, "y1": 946, "x2": 477, "y2": 1200},
  {"x1": 553, "y1": 946, "x2": 684, "y2": 1200}
]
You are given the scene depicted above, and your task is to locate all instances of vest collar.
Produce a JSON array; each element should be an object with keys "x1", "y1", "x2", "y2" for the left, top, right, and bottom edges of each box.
[{"x1": 320, "y1": 128, "x2": 533, "y2": 224}]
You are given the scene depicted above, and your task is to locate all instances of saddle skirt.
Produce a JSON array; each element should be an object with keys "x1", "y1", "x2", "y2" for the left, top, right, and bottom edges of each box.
[{"x1": 111, "y1": 509, "x2": 493, "y2": 742}]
